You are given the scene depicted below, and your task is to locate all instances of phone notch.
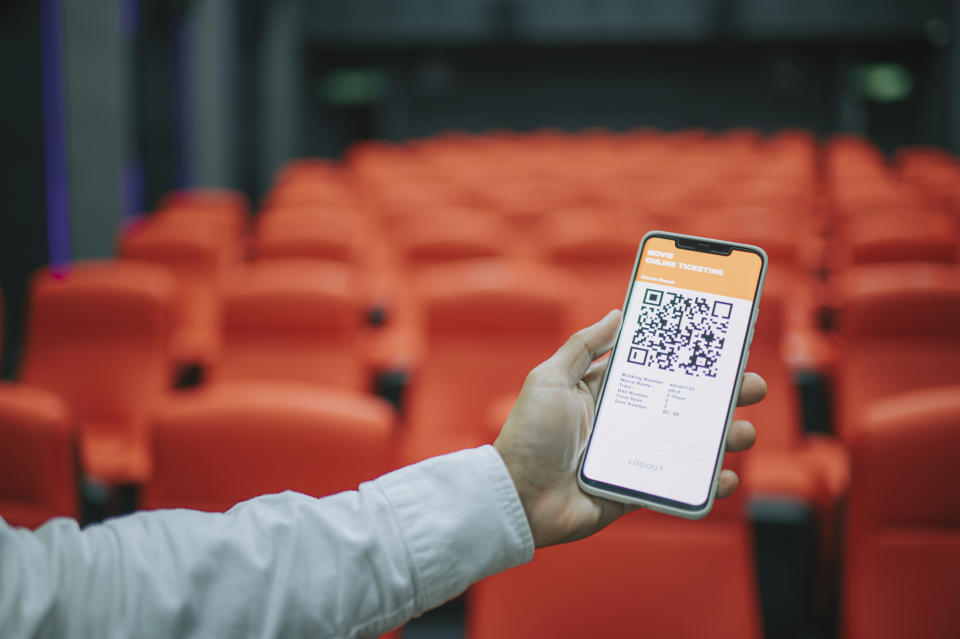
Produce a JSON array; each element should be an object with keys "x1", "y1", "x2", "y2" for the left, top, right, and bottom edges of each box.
[{"x1": 674, "y1": 238, "x2": 732, "y2": 255}]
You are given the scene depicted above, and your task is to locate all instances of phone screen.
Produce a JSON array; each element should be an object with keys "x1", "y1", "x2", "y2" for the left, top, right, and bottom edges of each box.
[{"x1": 580, "y1": 235, "x2": 764, "y2": 509}]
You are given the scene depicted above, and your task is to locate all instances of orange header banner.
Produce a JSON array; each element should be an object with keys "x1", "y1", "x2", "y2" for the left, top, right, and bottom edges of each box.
[{"x1": 636, "y1": 237, "x2": 762, "y2": 301}]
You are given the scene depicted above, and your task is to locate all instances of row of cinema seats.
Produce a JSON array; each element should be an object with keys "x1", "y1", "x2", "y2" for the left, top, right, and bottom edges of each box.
[
  {"x1": 0, "y1": 128, "x2": 958, "y2": 638},
  {"x1": 821, "y1": 138, "x2": 960, "y2": 639}
]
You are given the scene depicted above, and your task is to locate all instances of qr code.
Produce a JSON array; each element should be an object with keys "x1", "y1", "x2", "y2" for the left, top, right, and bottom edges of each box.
[{"x1": 627, "y1": 288, "x2": 732, "y2": 377}]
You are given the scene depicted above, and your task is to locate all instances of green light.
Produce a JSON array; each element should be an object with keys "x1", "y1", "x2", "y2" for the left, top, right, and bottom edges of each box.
[
  {"x1": 322, "y1": 69, "x2": 383, "y2": 106},
  {"x1": 855, "y1": 63, "x2": 914, "y2": 103}
]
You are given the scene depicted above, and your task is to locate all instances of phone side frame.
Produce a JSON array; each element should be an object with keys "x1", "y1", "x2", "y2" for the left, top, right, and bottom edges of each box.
[{"x1": 576, "y1": 230, "x2": 768, "y2": 520}]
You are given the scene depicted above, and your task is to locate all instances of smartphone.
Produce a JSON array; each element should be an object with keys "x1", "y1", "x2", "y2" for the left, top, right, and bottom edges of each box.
[{"x1": 577, "y1": 231, "x2": 767, "y2": 519}]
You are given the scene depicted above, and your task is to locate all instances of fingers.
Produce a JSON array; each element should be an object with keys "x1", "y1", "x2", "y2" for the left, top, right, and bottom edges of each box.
[
  {"x1": 716, "y1": 419, "x2": 758, "y2": 500},
  {"x1": 582, "y1": 355, "x2": 611, "y2": 400},
  {"x1": 736, "y1": 372, "x2": 767, "y2": 407},
  {"x1": 715, "y1": 469, "x2": 739, "y2": 500},
  {"x1": 544, "y1": 310, "x2": 621, "y2": 386},
  {"x1": 725, "y1": 420, "x2": 756, "y2": 453}
]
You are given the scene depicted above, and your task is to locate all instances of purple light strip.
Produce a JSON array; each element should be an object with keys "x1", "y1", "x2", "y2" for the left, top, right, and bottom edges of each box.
[
  {"x1": 41, "y1": 0, "x2": 71, "y2": 270},
  {"x1": 120, "y1": 0, "x2": 144, "y2": 220},
  {"x1": 122, "y1": 159, "x2": 145, "y2": 223},
  {"x1": 172, "y1": 17, "x2": 194, "y2": 189},
  {"x1": 118, "y1": 0, "x2": 140, "y2": 40}
]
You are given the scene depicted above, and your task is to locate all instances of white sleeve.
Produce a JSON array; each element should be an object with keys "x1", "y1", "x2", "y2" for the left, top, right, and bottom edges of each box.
[{"x1": 0, "y1": 445, "x2": 534, "y2": 639}]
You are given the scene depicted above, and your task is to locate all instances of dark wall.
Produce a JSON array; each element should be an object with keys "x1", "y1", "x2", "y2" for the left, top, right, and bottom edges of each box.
[
  {"x1": 299, "y1": 0, "x2": 956, "y2": 157},
  {"x1": 136, "y1": 1, "x2": 181, "y2": 212},
  {"x1": 308, "y1": 45, "x2": 839, "y2": 143},
  {"x1": 0, "y1": 2, "x2": 48, "y2": 378},
  {"x1": 130, "y1": 0, "x2": 957, "y2": 204}
]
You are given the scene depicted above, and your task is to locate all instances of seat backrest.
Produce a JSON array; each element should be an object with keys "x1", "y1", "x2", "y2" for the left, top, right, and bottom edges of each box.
[
  {"x1": 843, "y1": 210, "x2": 958, "y2": 266},
  {"x1": 19, "y1": 261, "x2": 176, "y2": 482},
  {"x1": 468, "y1": 510, "x2": 761, "y2": 639},
  {"x1": 214, "y1": 260, "x2": 369, "y2": 390},
  {"x1": 394, "y1": 211, "x2": 509, "y2": 268},
  {"x1": 119, "y1": 219, "x2": 224, "y2": 278},
  {"x1": 21, "y1": 261, "x2": 176, "y2": 425},
  {"x1": 0, "y1": 383, "x2": 77, "y2": 528},
  {"x1": 540, "y1": 224, "x2": 641, "y2": 275},
  {"x1": 155, "y1": 192, "x2": 249, "y2": 264},
  {"x1": 265, "y1": 176, "x2": 357, "y2": 210},
  {"x1": 406, "y1": 260, "x2": 574, "y2": 439},
  {"x1": 142, "y1": 381, "x2": 396, "y2": 512},
  {"x1": 253, "y1": 207, "x2": 375, "y2": 265},
  {"x1": 118, "y1": 222, "x2": 225, "y2": 361},
  {"x1": 836, "y1": 264, "x2": 960, "y2": 441},
  {"x1": 843, "y1": 386, "x2": 960, "y2": 639}
]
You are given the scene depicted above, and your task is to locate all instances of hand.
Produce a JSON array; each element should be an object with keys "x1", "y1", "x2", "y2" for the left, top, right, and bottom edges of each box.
[{"x1": 493, "y1": 309, "x2": 766, "y2": 548}]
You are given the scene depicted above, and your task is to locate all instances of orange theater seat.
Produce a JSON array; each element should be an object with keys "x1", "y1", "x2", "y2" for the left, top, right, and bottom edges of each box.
[
  {"x1": 253, "y1": 206, "x2": 389, "y2": 269},
  {"x1": 118, "y1": 221, "x2": 225, "y2": 368},
  {"x1": 255, "y1": 207, "x2": 414, "y2": 372},
  {"x1": 214, "y1": 260, "x2": 373, "y2": 390},
  {"x1": 834, "y1": 263, "x2": 960, "y2": 443},
  {"x1": 478, "y1": 175, "x2": 580, "y2": 235},
  {"x1": 142, "y1": 381, "x2": 396, "y2": 512},
  {"x1": 897, "y1": 147, "x2": 960, "y2": 205},
  {"x1": 394, "y1": 210, "x2": 514, "y2": 269},
  {"x1": 0, "y1": 383, "x2": 77, "y2": 528},
  {"x1": 402, "y1": 259, "x2": 574, "y2": 462},
  {"x1": 737, "y1": 279, "x2": 848, "y2": 605},
  {"x1": 368, "y1": 177, "x2": 466, "y2": 220},
  {"x1": 469, "y1": 503, "x2": 761, "y2": 639},
  {"x1": 157, "y1": 189, "x2": 249, "y2": 263},
  {"x1": 830, "y1": 180, "x2": 924, "y2": 219},
  {"x1": 843, "y1": 386, "x2": 960, "y2": 639},
  {"x1": 265, "y1": 180, "x2": 359, "y2": 211},
  {"x1": 839, "y1": 209, "x2": 958, "y2": 266},
  {"x1": 20, "y1": 261, "x2": 177, "y2": 484},
  {"x1": 148, "y1": 207, "x2": 246, "y2": 265},
  {"x1": 738, "y1": 279, "x2": 848, "y2": 502}
]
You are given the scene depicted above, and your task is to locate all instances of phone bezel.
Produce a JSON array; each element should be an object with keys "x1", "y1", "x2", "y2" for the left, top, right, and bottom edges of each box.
[{"x1": 577, "y1": 230, "x2": 768, "y2": 519}]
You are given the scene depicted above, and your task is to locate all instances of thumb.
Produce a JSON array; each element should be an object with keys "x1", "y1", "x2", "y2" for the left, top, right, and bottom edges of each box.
[{"x1": 545, "y1": 309, "x2": 622, "y2": 386}]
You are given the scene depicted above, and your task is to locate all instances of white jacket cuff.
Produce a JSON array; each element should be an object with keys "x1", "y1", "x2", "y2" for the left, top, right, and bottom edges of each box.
[{"x1": 373, "y1": 444, "x2": 535, "y2": 615}]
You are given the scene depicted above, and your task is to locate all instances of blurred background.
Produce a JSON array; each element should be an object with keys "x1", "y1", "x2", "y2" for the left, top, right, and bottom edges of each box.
[{"x1": 1, "y1": 1, "x2": 959, "y2": 638}]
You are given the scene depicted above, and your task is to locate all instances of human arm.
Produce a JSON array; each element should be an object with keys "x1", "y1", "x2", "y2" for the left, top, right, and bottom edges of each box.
[
  {"x1": 0, "y1": 446, "x2": 532, "y2": 639},
  {"x1": 1, "y1": 309, "x2": 764, "y2": 638}
]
